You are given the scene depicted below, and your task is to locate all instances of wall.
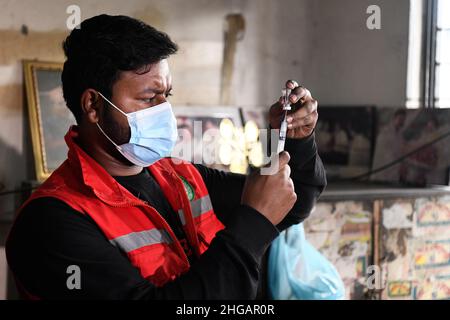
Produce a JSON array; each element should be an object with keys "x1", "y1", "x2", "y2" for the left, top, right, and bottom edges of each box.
[
  {"x1": 0, "y1": 0, "x2": 413, "y2": 299},
  {"x1": 234, "y1": 0, "x2": 412, "y2": 108},
  {"x1": 303, "y1": 0, "x2": 411, "y2": 107},
  {"x1": 232, "y1": 0, "x2": 312, "y2": 107}
]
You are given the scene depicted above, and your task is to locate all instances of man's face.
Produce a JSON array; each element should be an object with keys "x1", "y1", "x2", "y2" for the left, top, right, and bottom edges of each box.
[{"x1": 100, "y1": 59, "x2": 172, "y2": 146}]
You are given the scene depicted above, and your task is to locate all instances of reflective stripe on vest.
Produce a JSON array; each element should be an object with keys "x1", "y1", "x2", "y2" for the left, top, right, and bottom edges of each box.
[
  {"x1": 109, "y1": 229, "x2": 172, "y2": 253},
  {"x1": 177, "y1": 195, "x2": 213, "y2": 225}
]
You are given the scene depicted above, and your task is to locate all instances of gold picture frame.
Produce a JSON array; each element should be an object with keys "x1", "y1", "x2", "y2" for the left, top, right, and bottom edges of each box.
[{"x1": 23, "y1": 60, "x2": 75, "y2": 182}]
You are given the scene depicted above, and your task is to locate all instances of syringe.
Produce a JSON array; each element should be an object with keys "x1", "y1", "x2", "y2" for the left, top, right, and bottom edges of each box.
[{"x1": 277, "y1": 87, "x2": 292, "y2": 153}]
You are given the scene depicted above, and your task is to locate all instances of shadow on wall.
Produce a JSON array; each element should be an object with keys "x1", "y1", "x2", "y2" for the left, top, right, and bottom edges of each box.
[
  {"x1": 0, "y1": 83, "x2": 35, "y2": 222},
  {"x1": 0, "y1": 134, "x2": 32, "y2": 222},
  {"x1": 0, "y1": 135, "x2": 27, "y2": 300},
  {"x1": 0, "y1": 87, "x2": 35, "y2": 299}
]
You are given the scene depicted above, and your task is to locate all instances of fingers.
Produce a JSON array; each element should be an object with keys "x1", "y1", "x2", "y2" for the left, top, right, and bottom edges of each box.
[
  {"x1": 286, "y1": 99, "x2": 317, "y2": 122},
  {"x1": 284, "y1": 163, "x2": 291, "y2": 178},
  {"x1": 289, "y1": 87, "x2": 311, "y2": 104},
  {"x1": 290, "y1": 189, "x2": 298, "y2": 203},
  {"x1": 278, "y1": 151, "x2": 290, "y2": 169},
  {"x1": 279, "y1": 81, "x2": 311, "y2": 106},
  {"x1": 286, "y1": 80, "x2": 299, "y2": 89},
  {"x1": 286, "y1": 99, "x2": 318, "y2": 129},
  {"x1": 260, "y1": 152, "x2": 291, "y2": 176},
  {"x1": 285, "y1": 80, "x2": 311, "y2": 104},
  {"x1": 276, "y1": 143, "x2": 296, "y2": 198},
  {"x1": 288, "y1": 110, "x2": 318, "y2": 129},
  {"x1": 279, "y1": 152, "x2": 292, "y2": 183},
  {"x1": 273, "y1": 80, "x2": 319, "y2": 134}
]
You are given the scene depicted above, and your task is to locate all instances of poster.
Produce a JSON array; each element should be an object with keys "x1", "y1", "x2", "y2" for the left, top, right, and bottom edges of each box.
[
  {"x1": 372, "y1": 108, "x2": 450, "y2": 186},
  {"x1": 381, "y1": 196, "x2": 450, "y2": 300},
  {"x1": 304, "y1": 201, "x2": 373, "y2": 299}
]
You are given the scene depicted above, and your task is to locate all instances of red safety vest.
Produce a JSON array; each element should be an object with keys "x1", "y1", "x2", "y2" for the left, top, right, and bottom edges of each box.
[{"x1": 16, "y1": 126, "x2": 225, "y2": 289}]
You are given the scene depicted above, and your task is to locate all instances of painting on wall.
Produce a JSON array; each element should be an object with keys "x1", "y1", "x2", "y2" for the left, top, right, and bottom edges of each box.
[
  {"x1": 379, "y1": 196, "x2": 450, "y2": 300},
  {"x1": 239, "y1": 106, "x2": 268, "y2": 131},
  {"x1": 314, "y1": 106, "x2": 375, "y2": 181},
  {"x1": 240, "y1": 107, "x2": 269, "y2": 169},
  {"x1": 371, "y1": 108, "x2": 450, "y2": 187},
  {"x1": 23, "y1": 60, "x2": 75, "y2": 181},
  {"x1": 172, "y1": 106, "x2": 246, "y2": 173},
  {"x1": 303, "y1": 200, "x2": 373, "y2": 299}
]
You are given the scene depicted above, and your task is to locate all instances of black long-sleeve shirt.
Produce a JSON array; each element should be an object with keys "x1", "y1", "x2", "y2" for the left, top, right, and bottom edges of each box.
[{"x1": 6, "y1": 134, "x2": 326, "y2": 300}]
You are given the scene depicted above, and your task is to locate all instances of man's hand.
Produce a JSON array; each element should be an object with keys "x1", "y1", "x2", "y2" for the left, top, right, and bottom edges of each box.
[
  {"x1": 241, "y1": 151, "x2": 297, "y2": 225},
  {"x1": 269, "y1": 80, "x2": 318, "y2": 139}
]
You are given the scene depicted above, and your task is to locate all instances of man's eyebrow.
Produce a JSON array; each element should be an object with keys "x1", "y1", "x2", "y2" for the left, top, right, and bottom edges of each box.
[{"x1": 138, "y1": 86, "x2": 172, "y2": 95}]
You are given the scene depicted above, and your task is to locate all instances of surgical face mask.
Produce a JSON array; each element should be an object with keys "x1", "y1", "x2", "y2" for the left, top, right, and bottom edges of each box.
[{"x1": 96, "y1": 92, "x2": 178, "y2": 167}]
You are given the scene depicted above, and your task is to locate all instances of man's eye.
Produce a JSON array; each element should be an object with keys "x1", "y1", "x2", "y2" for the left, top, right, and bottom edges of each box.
[
  {"x1": 140, "y1": 97, "x2": 155, "y2": 103},
  {"x1": 140, "y1": 92, "x2": 172, "y2": 102}
]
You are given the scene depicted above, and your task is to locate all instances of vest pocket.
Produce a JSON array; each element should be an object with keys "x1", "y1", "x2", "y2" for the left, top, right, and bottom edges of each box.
[
  {"x1": 128, "y1": 244, "x2": 188, "y2": 287},
  {"x1": 197, "y1": 212, "x2": 225, "y2": 250}
]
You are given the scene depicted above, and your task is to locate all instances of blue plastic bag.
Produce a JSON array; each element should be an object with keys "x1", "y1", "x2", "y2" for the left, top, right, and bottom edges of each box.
[{"x1": 268, "y1": 223, "x2": 345, "y2": 300}]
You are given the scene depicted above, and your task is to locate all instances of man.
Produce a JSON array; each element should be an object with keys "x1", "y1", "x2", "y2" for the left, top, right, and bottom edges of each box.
[
  {"x1": 6, "y1": 14, "x2": 326, "y2": 299},
  {"x1": 371, "y1": 109, "x2": 406, "y2": 182}
]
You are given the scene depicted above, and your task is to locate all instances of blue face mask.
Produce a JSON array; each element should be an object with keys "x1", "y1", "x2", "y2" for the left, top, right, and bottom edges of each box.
[{"x1": 96, "y1": 92, "x2": 178, "y2": 167}]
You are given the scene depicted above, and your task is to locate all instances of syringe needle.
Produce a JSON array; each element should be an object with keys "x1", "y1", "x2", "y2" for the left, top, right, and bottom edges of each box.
[{"x1": 277, "y1": 87, "x2": 291, "y2": 153}]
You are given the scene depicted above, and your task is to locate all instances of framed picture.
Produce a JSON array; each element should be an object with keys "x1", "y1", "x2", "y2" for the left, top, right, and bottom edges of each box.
[
  {"x1": 23, "y1": 60, "x2": 76, "y2": 181},
  {"x1": 239, "y1": 106, "x2": 268, "y2": 130},
  {"x1": 315, "y1": 106, "x2": 376, "y2": 181},
  {"x1": 239, "y1": 106, "x2": 269, "y2": 169},
  {"x1": 172, "y1": 106, "x2": 246, "y2": 173},
  {"x1": 372, "y1": 108, "x2": 450, "y2": 187}
]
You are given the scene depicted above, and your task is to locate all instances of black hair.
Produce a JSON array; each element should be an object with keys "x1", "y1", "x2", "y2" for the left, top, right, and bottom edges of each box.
[{"x1": 61, "y1": 14, "x2": 178, "y2": 123}]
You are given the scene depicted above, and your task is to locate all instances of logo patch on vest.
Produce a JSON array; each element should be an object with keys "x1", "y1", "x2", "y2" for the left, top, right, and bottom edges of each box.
[{"x1": 179, "y1": 176, "x2": 195, "y2": 201}]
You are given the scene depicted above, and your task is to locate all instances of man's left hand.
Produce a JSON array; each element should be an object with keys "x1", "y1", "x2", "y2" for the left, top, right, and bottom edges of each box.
[{"x1": 269, "y1": 80, "x2": 318, "y2": 139}]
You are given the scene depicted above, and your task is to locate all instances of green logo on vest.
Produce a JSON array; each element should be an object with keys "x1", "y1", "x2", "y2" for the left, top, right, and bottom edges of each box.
[{"x1": 179, "y1": 176, "x2": 195, "y2": 201}]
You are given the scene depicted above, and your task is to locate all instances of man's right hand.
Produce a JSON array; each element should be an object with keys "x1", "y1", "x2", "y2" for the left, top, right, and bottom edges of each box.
[{"x1": 241, "y1": 151, "x2": 297, "y2": 225}]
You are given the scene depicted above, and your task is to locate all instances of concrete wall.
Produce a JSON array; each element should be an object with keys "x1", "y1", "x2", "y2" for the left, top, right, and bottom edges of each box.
[
  {"x1": 0, "y1": 0, "x2": 412, "y2": 299},
  {"x1": 303, "y1": 0, "x2": 411, "y2": 107},
  {"x1": 235, "y1": 0, "x2": 411, "y2": 108}
]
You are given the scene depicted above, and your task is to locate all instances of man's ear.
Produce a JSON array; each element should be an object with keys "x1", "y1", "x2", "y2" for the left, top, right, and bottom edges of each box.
[{"x1": 80, "y1": 89, "x2": 101, "y2": 124}]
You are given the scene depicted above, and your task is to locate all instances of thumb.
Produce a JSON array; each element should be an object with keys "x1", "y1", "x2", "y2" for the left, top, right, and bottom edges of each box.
[
  {"x1": 278, "y1": 151, "x2": 290, "y2": 169},
  {"x1": 261, "y1": 151, "x2": 290, "y2": 176}
]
